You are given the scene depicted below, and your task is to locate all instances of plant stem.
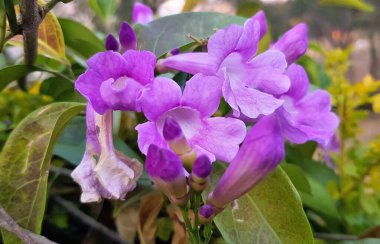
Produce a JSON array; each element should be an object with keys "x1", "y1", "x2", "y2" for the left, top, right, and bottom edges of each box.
[
  {"x1": 4, "y1": 0, "x2": 19, "y2": 34},
  {"x1": 203, "y1": 223, "x2": 213, "y2": 244},
  {"x1": 0, "y1": 0, "x2": 6, "y2": 52},
  {"x1": 181, "y1": 207, "x2": 196, "y2": 243}
]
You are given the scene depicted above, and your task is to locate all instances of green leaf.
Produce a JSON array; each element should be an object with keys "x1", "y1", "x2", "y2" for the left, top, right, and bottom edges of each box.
[
  {"x1": 319, "y1": 0, "x2": 375, "y2": 12},
  {"x1": 210, "y1": 162, "x2": 313, "y2": 244},
  {"x1": 0, "y1": 65, "x2": 72, "y2": 92},
  {"x1": 89, "y1": 0, "x2": 120, "y2": 21},
  {"x1": 59, "y1": 18, "x2": 104, "y2": 59},
  {"x1": 0, "y1": 102, "x2": 85, "y2": 244},
  {"x1": 282, "y1": 163, "x2": 311, "y2": 194},
  {"x1": 135, "y1": 12, "x2": 246, "y2": 56},
  {"x1": 339, "y1": 239, "x2": 380, "y2": 244},
  {"x1": 4, "y1": 0, "x2": 18, "y2": 34}
]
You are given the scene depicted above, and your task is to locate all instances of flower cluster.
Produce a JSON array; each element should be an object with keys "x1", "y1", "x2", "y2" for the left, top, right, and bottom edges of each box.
[{"x1": 72, "y1": 10, "x2": 339, "y2": 225}]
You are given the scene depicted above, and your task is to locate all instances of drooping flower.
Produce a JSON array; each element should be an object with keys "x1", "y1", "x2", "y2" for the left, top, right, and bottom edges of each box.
[
  {"x1": 132, "y1": 2, "x2": 154, "y2": 25},
  {"x1": 157, "y1": 11, "x2": 292, "y2": 119},
  {"x1": 207, "y1": 116, "x2": 285, "y2": 211},
  {"x1": 71, "y1": 105, "x2": 143, "y2": 202},
  {"x1": 146, "y1": 144, "x2": 188, "y2": 205},
  {"x1": 207, "y1": 64, "x2": 339, "y2": 211},
  {"x1": 136, "y1": 74, "x2": 246, "y2": 164},
  {"x1": 75, "y1": 22, "x2": 156, "y2": 114}
]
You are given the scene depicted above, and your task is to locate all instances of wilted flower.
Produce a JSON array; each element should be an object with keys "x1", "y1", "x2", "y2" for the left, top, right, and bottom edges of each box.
[
  {"x1": 75, "y1": 22, "x2": 156, "y2": 114},
  {"x1": 157, "y1": 11, "x2": 293, "y2": 119},
  {"x1": 136, "y1": 74, "x2": 246, "y2": 164},
  {"x1": 71, "y1": 105, "x2": 143, "y2": 202}
]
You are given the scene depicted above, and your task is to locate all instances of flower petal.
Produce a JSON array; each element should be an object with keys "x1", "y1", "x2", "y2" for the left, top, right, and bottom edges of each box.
[
  {"x1": 284, "y1": 64, "x2": 309, "y2": 101},
  {"x1": 87, "y1": 51, "x2": 128, "y2": 80},
  {"x1": 207, "y1": 116, "x2": 285, "y2": 209},
  {"x1": 105, "y1": 34, "x2": 119, "y2": 52},
  {"x1": 138, "y1": 77, "x2": 181, "y2": 120},
  {"x1": 251, "y1": 10, "x2": 267, "y2": 39},
  {"x1": 191, "y1": 117, "x2": 246, "y2": 162},
  {"x1": 232, "y1": 86, "x2": 284, "y2": 119},
  {"x1": 100, "y1": 77, "x2": 144, "y2": 111},
  {"x1": 159, "y1": 52, "x2": 215, "y2": 75},
  {"x1": 119, "y1": 22, "x2": 137, "y2": 51},
  {"x1": 208, "y1": 24, "x2": 243, "y2": 67},
  {"x1": 75, "y1": 69, "x2": 108, "y2": 114},
  {"x1": 123, "y1": 50, "x2": 156, "y2": 85},
  {"x1": 136, "y1": 121, "x2": 168, "y2": 155},
  {"x1": 235, "y1": 16, "x2": 260, "y2": 60},
  {"x1": 272, "y1": 23, "x2": 308, "y2": 64},
  {"x1": 181, "y1": 74, "x2": 222, "y2": 117},
  {"x1": 132, "y1": 2, "x2": 154, "y2": 25}
]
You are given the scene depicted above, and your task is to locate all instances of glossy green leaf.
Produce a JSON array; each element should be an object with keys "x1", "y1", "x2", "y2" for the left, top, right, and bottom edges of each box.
[
  {"x1": 135, "y1": 12, "x2": 246, "y2": 56},
  {"x1": 0, "y1": 65, "x2": 72, "y2": 92},
  {"x1": 282, "y1": 163, "x2": 311, "y2": 194},
  {"x1": 210, "y1": 163, "x2": 314, "y2": 244},
  {"x1": 59, "y1": 18, "x2": 104, "y2": 59},
  {"x1": 89, "y1": 0, "x2": 120, "y2": 21},
  {"x1": 0, "y1": 102, "x2": 85, "y2": 244},
  {"x1": 319, "y1": 0, "x2": 374, "y2": 12}
]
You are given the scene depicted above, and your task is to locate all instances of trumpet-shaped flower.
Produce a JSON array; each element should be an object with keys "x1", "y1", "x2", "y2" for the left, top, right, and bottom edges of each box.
[
  {"x1": 136, "y1": 74, "x2": 246, "y2": 163},
  {"x1": 75, "y1": 22, "x2": 156, "y2": 114},
  {"x1": 158, "y1": 11, "x2": 295, "y2": 119},
  {"x1": 207, "y1": 64, "x2": 339, "y2": 210},
  {"x1": 71, "y1": 105, "x2": 143, "y2": 202}
]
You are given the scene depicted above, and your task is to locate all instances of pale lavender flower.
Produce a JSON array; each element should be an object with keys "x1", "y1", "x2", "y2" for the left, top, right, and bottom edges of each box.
[
  {"x1": 207, "y1": 64, "x2": 339, "y2": 210},
  {"x1": 136, "y1": 74, "x2": 246, "y2": 163},
  {"x1": 146, "y1": 144, "x2": 188, "y2": 205},
  {"x1": 75, "y1": 22, "x2": 156, "y2": 114},
  {"x1": 71, "y1": 105, "x2": 143, "y2": 202},
  {"x1": 157, "y1": 11, "x2": 292, "y2": 119},
  {"x1": 132, "y1": 2, "x2": 154, "y2": 25}
]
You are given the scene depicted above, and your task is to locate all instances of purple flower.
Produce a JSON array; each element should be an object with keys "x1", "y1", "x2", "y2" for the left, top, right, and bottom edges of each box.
[
  {"x1": 71, "y1": 105, "x2": 143, "y2": 202},
  {"x1": 207, "y1": 116, "x2": 285, "y2": 210},
  {"x1": 207, "y1": 64, "x2": 339, "y2": 210},
  {"x1": 273, "y1": 64, "x2": 339, "y2": 146},
  {"x1": 146, "y1": 144, "x2": 188, "y2": 205},
  {"x1": 75, "y1": 22, "x2": 155, "y2": 114},
  {"x1": 189, "y1": 155, "x2": 212, "y2": 192},
  {"x1": 132, "y1": 2, "x2": 154, "y2": 25},
  {"x1": 157, "y1": 11, "x2": 292, "y2": 119},
  {"x1": 199, "y1": 204, "x2": 215, "y2": 223},
  {"x1": 136, "y1": 74, "x2": 246, "y2": 163}
]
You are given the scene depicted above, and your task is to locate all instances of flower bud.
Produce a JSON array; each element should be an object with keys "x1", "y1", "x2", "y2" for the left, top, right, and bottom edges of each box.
[
  {"x1": 189, "y1": 155, "x2": 212, "y2": 192},
  {"x1": 198, "y1": 205, "x2": 215, "y2": 224},
  {"x1": 119, "y1": 22, "x2": 137, "y2": 51},
  {"x1": 146, "y1": 144, "x2": 189, "y2": 206},
  {"x1": 105, "y1": 34, "x2": 119, "y2": 52}
]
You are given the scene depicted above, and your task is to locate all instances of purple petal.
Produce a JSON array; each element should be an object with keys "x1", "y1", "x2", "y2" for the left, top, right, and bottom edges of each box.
[
  {"x1": 136, "y1": 121, "x2": 168, "y2": 155},
  {"x1": 181, "y1": 74, "x2": 222, "y2": 117},
  {"x1": 99, "y1": 76, "x2": 144, "y2": 111},
  {"x1": 119, "y1": 22, "x2": 137, "y2": 51},
  {"x1": 207, "y1": 116, "x2": 285, "y2": 209},
  {"x1": 235, "y1": 16, "x2": 260, "y2": 61},
  {"x1": 208, "y1": 24, "x2": 243, "y2": 67},
  {"x1": 232, "y1": 86, "x2": 284, "y2": 119},
  {"x1": 199, "y1": 205, "x2": 214, "y2": 218},
  {"x1": 75, "y1": 69, "x2": 108, "y2": 114},
  {"x1": 159, "y1": 52, "x2": 215, "y2": 75},
  {"x1": 123, "y1": 50, "x2": 156, "y2": 85},
  {"x1": 86, "y1": 51, "x2": 128, "y2": 80},
  {"x1": 85, "y1": 104, "x2": 101, "y2": 154},
  {"x1": 132, "y1": 2, "x2": 154, "y2": 25},
  {"x1": 221, "y1": 68, "x2": 240, "y2": 116},
  {"x1": 191, "y1": 117, "x2": 246, "y2": 162},
  {"x1": 251, "y1": 10, "x2": 267, "y2": 39},
  {"x1": 284, "y1": 64, "x2": 309, "y2": 101},
  {"x1": 138, "y1": 77, "x2": 181, "y2": 121},
  {"x1": 105, "y1": 34, "x2": 119, "y2": 52},
  {"x1": 247, "y1": 50, "x2": 290, "y2": 95},
  {"x1": 272, "y1": 23, "x2": 308, "y2": 64}
]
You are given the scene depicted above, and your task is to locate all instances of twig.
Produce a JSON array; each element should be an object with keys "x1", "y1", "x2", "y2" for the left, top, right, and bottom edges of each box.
[
  {"x1": 52, "y1": 196, "x2": 130, "y2": 244},
  {"x1": 314, "y1": 232, "x2": 358, "y2": 241},
  {"x1": 0, "y1": 207, "x2": 57, "y2": 244},
  {"x1": 49, "y1": 166, "x2": 73, "y2": 178}
]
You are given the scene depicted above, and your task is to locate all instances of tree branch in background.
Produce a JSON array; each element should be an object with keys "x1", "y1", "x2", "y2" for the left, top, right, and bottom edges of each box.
[{"x1": 0, "y1": 207, "x2": 57, "y2": 244}]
